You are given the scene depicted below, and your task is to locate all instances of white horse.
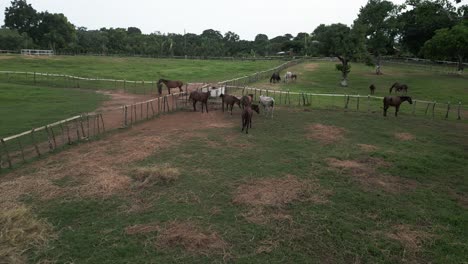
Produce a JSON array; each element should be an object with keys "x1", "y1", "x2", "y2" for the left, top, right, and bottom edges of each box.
[
  {"x1": 259, "y1": 95, "x2": 275, "y2": 118},
  {"x1": 284, "y1": 71, "x2": 293, "y2": 83}
]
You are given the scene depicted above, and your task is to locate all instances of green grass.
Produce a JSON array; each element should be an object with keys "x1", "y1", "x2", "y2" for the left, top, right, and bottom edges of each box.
[
  {"x1": 0, "y1": 55, "x2": 281, "y2": 82},
  {"x1": 0, "y1": 82, "x2": 106, "y2": 138},
  {"x1": 252, "y1": 61, "x2": 468, "y2": 104},
  {"x1": 29, "y1": 109, "x2": 468, "y2": 263}
]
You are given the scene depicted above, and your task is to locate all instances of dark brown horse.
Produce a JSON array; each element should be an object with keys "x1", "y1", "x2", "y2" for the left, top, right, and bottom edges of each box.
[
  {"x1": 383, "y1": 96, "x2": 412, "y2": 117},
  {"x1": 220, "y1": 94, "x2": 241, "y2": 115},
  {"x1": 389, "y1": 82, "x2": 408, "y2": 94},
  {"x1": 270, "y1": 72, "x2": 281, "y2": 83},
  {"x1": 369, "y1": 84, "x2": 376, "y2": 95},
  {"x1": 291, "y1": 74, "x2": 297, "y2": 81},
  {"x1": 241, "y1": 104, "x2": 260, "y2": 134},
  {"x1": 240, "y1": 94, "x2": 254, "y2": 109},
  {"x1": 157, "y1": 79, "x2": 183, "y2": 95},
  {"x1": 189, "y1": 90, "x2": 211, "y2": 113}
]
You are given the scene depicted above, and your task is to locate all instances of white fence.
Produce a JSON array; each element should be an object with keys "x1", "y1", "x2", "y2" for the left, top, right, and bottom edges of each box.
[{"x1": 21, "y1": 49, "x2": 54, "y2": 56}]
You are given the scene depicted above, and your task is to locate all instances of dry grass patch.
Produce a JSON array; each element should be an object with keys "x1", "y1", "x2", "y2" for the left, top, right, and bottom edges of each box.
[
  {"x1": 133, "y1": 163, "x2": 180, "y2": 187},
  {"x1": 395, "y1": 132, "x2": 415, "y2": 141},
  {"x1": 304, "y1": 63, "x2": 319, "y2": 71},
  {"x1": 256, "y1": 239, "x2": 280, "y2": 254},
  {"x1": 125, "y1": 223, "x2": 161, "y2": 235},
  {"x1": 326, "y1": 157, "x2": 416, "y2": 193},
  {"x1": 233, "y1": 175, "x2": 329, "y2": 208},
  {"x1": 156, "y1": 221, "x2": 228, "y2": 256},
  {"x1": 306, "y1": 124, "x2": 346, "y2": 144},
  {"x1": 241, "y1": 207, "x2": 293, "y2": 225},
  {"x1": 357, "y1": 144, "x2": 379, "y2": 152},
  {"x1": 0, "y1": 206, "x2": 55, "y2": 264},
  {"x1": 386, "y1": 224, "x2": 434, "y2": 253}
]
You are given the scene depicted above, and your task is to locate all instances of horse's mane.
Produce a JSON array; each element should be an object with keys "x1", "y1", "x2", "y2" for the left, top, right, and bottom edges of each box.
[
  {"x1": 399, "y1": 96, "x2": 411, "y2": 100},
  {"x1": 158, "y1": 79, "x2": 168, "y2": 83}
]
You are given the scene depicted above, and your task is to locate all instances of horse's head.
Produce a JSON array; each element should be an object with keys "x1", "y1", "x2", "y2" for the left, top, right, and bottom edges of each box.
[
  {"x1": 252, "y1": 104, "x2": 260, "y2": 114},
  {"x1": 219, "y1": 94, "x2": 224, "y2": 98},
  {"x1": 405, "y1": 96, "x2": 413, "y2": 104}
]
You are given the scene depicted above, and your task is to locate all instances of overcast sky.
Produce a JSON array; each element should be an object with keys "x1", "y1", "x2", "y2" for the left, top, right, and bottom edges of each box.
[{"x1": 1, "y1": 0, "x2": 408, "y2": 40}]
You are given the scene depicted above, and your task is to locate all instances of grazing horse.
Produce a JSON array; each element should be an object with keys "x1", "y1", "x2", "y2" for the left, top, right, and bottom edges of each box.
[
  {"x1": 383, "y1": 96, "x2": 413, "y2": 117},
  {"x1": 259, "y1": 95, "x2": 275, "y2": 118},
  {"x1": 369, "y1": 84, "x2": 376, "y2": 95},
  {"x1": 241, "y1": 104, "x2": 260, "y2": 134},
  {"x1": 270, "y1": 72, "x2": 281, "y2": 83},
  {"x1": 290, "y1": 74, "x2": 297, "y2": 82},
  {"x1": 157, "y1": 79, "x2": 184, "y2": 95},
  {"x1": 220, "y1": 94, "x2": 241, "y2": 115},
  {"x1": 240, "y1": 94, "x2": 254, "y2": 109},
  {"x1": 189, "y1": 90, "x2": 211, "y2": 113},
  {"x1": 389, "y1": 82, "x2": 408, "y2": 94},
  {"x1": 284, "y1": 71, "x2": 292, "y2": 83}
]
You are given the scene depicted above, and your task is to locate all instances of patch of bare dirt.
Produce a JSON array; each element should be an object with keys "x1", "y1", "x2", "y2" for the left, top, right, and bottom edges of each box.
[
  {"x1": 233, "y1": 175, "x2": 328, "y2": 207},
  {"x1": 125, "y1": 223, "x2": 161, "y2": 235},
  {"x1": 395, "y1": 132, "x2": 415, "y2": 141},
  {"x1": 448, "y1": 189, "x2": 468, "y2": 209},
  {"x1": 306, "y1": 124, "x2": 346, "y2": 144},
  {"x1": 357, "y1": 144, "x2": 379, "y2": 152},
  {"x1": 386, "y1": 224, "x2": 434, "y2": 253},
  {"x1": 155, "y1": 221, "x2": 228, "y2": 256},
  {"x1": 304, "y1": 63, "x2": 319, "y2": 71},
  {"x1": 326, "y1": 157, "x2": 417, "y2": 193},
  {"x1": 241, "y1": 207, "x2": 293, "y2": 225}
]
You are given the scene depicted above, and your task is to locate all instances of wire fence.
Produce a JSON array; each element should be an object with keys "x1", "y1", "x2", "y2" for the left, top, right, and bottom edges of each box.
[{"x1": 223, "y1": 85, "x2": 464, "y2": 121}]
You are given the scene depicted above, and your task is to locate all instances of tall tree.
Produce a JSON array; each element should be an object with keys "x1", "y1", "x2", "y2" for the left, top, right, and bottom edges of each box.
[
  {"x1": 36, "y1": 12, "x2": 76, "y2": 50},
  {"x1": 398, "y1": 0, "x2": 458, "y2": 56},
  {"x1": 4, "y1": 0, "x2": 38, "y2": 38},
  {"x1": 0, "y1": 28, "x2": 33, "y2": 50},
  {"x1": 422, "y1": 20, "x2": 468, "y2": 72},
  {"x1": 354, "y1": 0, "x2": 400, "y2": 74},
  {"x1": 313, "y1": 23, "x2": 365, "y2": 86}
]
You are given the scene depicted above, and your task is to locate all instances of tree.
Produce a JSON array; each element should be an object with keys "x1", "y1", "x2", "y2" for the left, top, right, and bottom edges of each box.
[
  {"x1": 4, "y1": 0, "x2": 38, "y2": 38},
  {"x1": 0, "y1": 28, "x2": 33, "y2": 50},
  {"x1": 223, "y1": 31, "x2": 240, "y2": 56},
  {"x1": 354, "y1": 0, "x2": 400, "y2": 74},
  {"x1": 253, "y1": 34, "x2": 270, "y2": 56},
  {"x1": 313, "y1": 23, "x2": 364, "y2": 86},
  {"x1": 36, "y1": 12, "x2": 76, "y2": 50},
  {"x1": 422, "y1": 21, "x2": 468, "y2": 72},
  {"x1": 398, "y1": 0, "x2": 458, "y2": 56}
]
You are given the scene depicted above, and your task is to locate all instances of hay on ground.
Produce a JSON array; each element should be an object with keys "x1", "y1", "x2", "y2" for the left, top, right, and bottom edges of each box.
[
  {"x1": 386, "y1": 224, "x2": 433, "y2": 252},
  {"x1": 233, "y1": 175, "x2": 328, "y2": 208},
  {"x1": 133, "y1": 163, "x2": 180, "y2": 187},
  {"x1": 156, "y1": 221, "x2": 228, "y2": 256},
  {"x1": 357, "y1": 144, "x2": 378, "y2": 152},
  {"x1": 125, "y1": 223, "x2": 161, "y2": 235},
  {"x1": 306, "y1": 124, "x2": 346, "y2": 144},
  {"x1": 395, "y1": 132, "x2": 415, "y2": 141},
  {"x1": 0, "y1": 206, "x2": 54, "y2": 263}
]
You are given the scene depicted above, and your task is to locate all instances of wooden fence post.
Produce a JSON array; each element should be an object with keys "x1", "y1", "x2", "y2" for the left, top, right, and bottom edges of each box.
[
  {"x1": 100, "y1": 114, "x2": 105, "y2": 132},
  {"x1": 1, "y1": 139, "x2": 12, "y2": 169},
  {"x1": 345, "y1": 95, "x2": 350, "y2": 109},
  {"x1": 31, "y1": 129, "x2": 41, "y2": 156},
  {"x1": 458, "y1": 102, "x2": 462, "y2": 120},
  {"x1": 367, "y1": 95, "x2": 370, "y2": 113},
  {"x1": 432, "y1": 101, "x2": 436, "y2": 119},
  {"x1": 412, "y1": 100, "x2": 417, "y2": 115},
  {"x1": 425, "y1": 102, "x2": 430, "y2": 115},
  {"x1": 45, "y1": 126, "x2": 54, "y2": 151},
  {"x1": 357, "y1": 95, "x2": 360, "y2": 111},
  {"x1": 445, "y1": 102, "x2": 450, "y2": 119}
]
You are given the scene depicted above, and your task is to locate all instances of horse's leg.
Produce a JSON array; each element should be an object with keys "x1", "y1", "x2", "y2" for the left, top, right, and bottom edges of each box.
[
  {"x1": 179, "y1": 85, "x2": 183, "y2": 92},
  {"x1": 249, "y1": 113, "x2": 253, "y2": 128},
  {"x1": 193, "y1": 101, "x2": 197, "y2": 112},
  {"x1": 395, "y1": 105, "x2": 400, "y2": 117},
  {"x1": 230, "y1": 103, "x2": 233, "y2": 115},
  {"x1": 205, "y1": 101, "x2": 209, "y2": 113},
  {"x1": 383, "y1": 105, "x2": 388, "y2": 116}
]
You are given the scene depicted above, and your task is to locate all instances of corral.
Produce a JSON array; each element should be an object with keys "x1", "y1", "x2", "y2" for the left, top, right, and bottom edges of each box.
[{"x1": 0, "y1": 55, "x2": 467, "y2": 263}]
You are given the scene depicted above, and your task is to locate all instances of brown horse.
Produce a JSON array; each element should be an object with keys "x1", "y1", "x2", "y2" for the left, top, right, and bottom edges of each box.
[
  {"x1": 189, "y1": 91, "x2": 211, "y2": 113},
  {"x1": 383, "y1": 96, "x2": 412, "y2": 117},
  {"x1": 291, "y1": 74, "x2": 297, "y2": 81},
  {"x1": 220, "y1": 94, "x2": 241, "y2": 115},
  {"x1": 240, "y1": 94, "x2": 254, "y2": 109},
  {"x1": 241, "y1": 104, "x2": 260, "y2": 134},
  {"x1": 369, "y1": 84, "x2": 376, "y2": 95},
  {"x1": 389, "y1": 82, "x2": 408, "y2": 94},
  {"x1": 157, "y1": 79, "x2": 183, "y2": 95}
]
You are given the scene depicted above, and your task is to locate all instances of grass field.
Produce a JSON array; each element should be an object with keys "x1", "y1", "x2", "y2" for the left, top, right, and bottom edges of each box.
[
  {"x1": 252, "y1": 61, "x2": 468, "y2": 104},
  {"x1": 0, "y1": 83, "x2": 107, "y2": 137},
  {"x1": 3, "y1": 109, "x2": 465, "y2": 263},
  {"x1": 0, "y1": 55, "x2": 281, "y2": 82}
]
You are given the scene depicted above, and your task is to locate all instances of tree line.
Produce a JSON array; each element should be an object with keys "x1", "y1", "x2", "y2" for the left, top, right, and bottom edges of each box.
[{"x1": 0, "y1": 0, "x2": 467, "y2": 83}]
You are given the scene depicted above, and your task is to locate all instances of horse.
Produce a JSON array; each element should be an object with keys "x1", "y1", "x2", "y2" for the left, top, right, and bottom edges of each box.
[
  {"x1": 259, "y1": 95, "x2": 275, "y2": 118},
  {"x1": 291, "y1": 74, "x2": 297, "y2": 82},
  {"x1": 240, "y1": 94, "x2": 254, "y2": 109},
  {"x1": 389, "y1": 82, "x2": 408, "y2": 94},
  {"x1": 220, "y1": 94, "x2": 241, "y2": 115},
  {"x1": 369, "y1": 84, "x2": 376, "y2": 95},
  {"x1": 157, "y1": 79, "x2": 184, "y2": 95},
  {"x1": 383, "y1": 96, "x2": 412, "y2": 117},
  {"x1": 189, "y1": 90, "x2": 211, "y2": 113},
  {"x1": 241, "y1": 104, "x2": 260, "y2": 134},
  {"x1": 284, "y1": 71, "x2": 292, "y2": 83},
  {"x1": 270, "y1": 72, "x2": 281, "y2": 83}
]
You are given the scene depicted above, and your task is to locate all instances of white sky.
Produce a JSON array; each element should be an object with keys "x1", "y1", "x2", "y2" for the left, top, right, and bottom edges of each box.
[{"x1": 1, "y1": 0, "x2": 407, "y2": 40}]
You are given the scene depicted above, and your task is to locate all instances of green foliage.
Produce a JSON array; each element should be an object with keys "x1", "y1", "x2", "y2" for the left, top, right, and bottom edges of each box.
[
  {"x1": 335, "y1": 63, "x2": 351, "y2": 74},
  {"x1": 0, "y1": 28, "x2": 33, "y2": 50}
]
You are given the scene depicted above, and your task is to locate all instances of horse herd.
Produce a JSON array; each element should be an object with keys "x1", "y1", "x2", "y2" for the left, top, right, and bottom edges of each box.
[
  {"x1": 188, "y1": 89, "x2": 274, "y2": 134},
  {"x1": 156, "y1": 74, "x2": 414, "y2": 134}
]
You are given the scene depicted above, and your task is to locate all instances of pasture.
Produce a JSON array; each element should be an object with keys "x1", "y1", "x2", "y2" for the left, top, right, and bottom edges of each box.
[
  {"x1": 1, "y1": 56, "x2": 467, "y2": 263},
  {"x1": 1, "y1": 109, "x2": 467, "y2": 263}
]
